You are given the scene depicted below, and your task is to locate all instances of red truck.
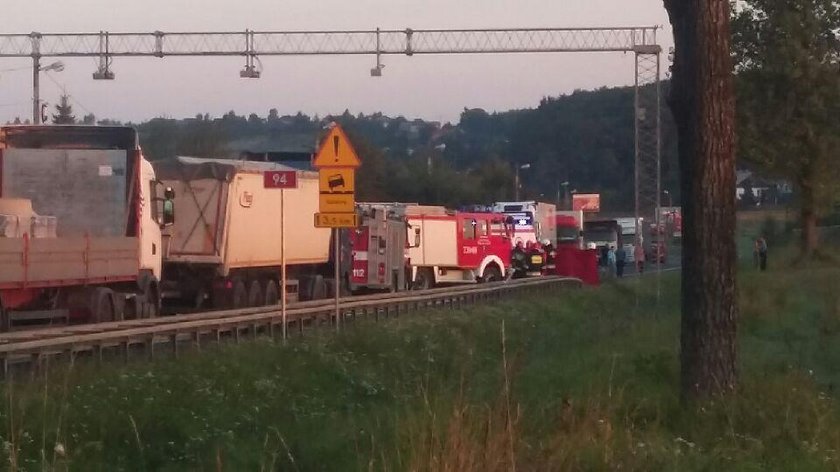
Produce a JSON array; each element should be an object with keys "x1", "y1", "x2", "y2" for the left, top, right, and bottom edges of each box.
[
  {"x1": 344, "y1": 204, "x2": 408, "y2": 293},
  {"x1": 555, "y1": 211, "x2": 584, "y2": 249},
  {"x1": 0, "y1": 126, "x2": 171, "y2": 329},
  {"x1": 405, "y1": 206, "x2": 513, "y2": 289}
]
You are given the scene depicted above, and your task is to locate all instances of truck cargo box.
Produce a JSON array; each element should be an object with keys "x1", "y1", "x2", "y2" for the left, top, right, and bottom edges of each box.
[
  {"x1": 1, "y1": 148, "x2": 129, "y2": 237},
  {"x1": 154, "y1": 157, "x2": 330, "y2": 275},
  {"x1": 0, "y1": 236, "x2": 139, "y2": 289}
]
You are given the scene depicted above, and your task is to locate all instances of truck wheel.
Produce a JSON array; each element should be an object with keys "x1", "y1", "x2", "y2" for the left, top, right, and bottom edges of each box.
[
  {"x1": 413, "y1": 269, "x2": 433, "y2": 291},
  {"x1": 0, "y1": 304, "x2": 9, "y2": 333},
  {"x1": 247, "y1": 280, "x2": 263, "y2": 307},
  {"x1": 311, "y1": 276, "x2": 327, "y2": 300},
  {"x1": 194, "y1": 287, "x2": 209, "y2": 311},
  {"x1": 482, "y1": 265, "x2": 502, "y2": 283},
  {"x1": 124, "y1": 296, "x2": 140, "y2": 320},
  {"x1": 264, "y1": 280, "x2": 279, "y2": 306},
  {"x1": 391, "y1": 271, "x2": 400, "y2": 293},
  {"x1": 232, "y1": 280, "x2": 248, "y2": 309},
  {"x1": 91, "y1": 288, "x2": 115, "y2": 324}
]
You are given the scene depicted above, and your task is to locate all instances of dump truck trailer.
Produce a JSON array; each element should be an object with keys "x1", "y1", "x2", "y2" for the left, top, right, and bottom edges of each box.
[
  {"x1": 0, "y1": 126, "x2": 169, "y2": 330},
  {"x1": 154, "y1": 157, "x2": 337, "y2": 309}
]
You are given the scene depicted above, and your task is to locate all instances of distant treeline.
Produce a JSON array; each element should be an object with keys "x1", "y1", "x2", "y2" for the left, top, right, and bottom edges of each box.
[{"x1": 45, "y1": 85, "x2": 682, "y2": 210}]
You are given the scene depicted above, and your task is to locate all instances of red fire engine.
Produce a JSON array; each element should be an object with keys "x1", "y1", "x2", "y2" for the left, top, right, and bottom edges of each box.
[
  {"x1": 343, "y1": 204, "x2": 408, "y2": 293},
  {"x1": 405, "y1": 206, "x2": 513, "y2": 290}
]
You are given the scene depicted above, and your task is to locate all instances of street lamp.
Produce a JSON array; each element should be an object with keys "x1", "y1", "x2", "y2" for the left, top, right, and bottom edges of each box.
[
  {"x1": 32, "y1": 60, "x2": 64, "y2": 124},
  {"x1": 663, "y1": 190, "x2": 673, "y2": 208},
  {"x1": 514, "y1": 163, "x2": 531, "y2": 200},
  {"x1": 557, "y1": 181, "x2": 570, "y2": 209}
]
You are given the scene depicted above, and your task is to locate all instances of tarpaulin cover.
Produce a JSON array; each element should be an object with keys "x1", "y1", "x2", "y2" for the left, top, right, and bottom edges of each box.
[
  {"x1": 152, "y1": 156, "x2": 307, "y2": 182},
  {"x1": 554, "y1": 247, "x2": 599, "y2": 286}
]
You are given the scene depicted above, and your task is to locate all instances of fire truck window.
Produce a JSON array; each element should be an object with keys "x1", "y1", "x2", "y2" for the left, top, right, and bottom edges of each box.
[
  {"x1": 378, "y1": 236, "x2": 387, "y2": 254},
  {"x1": 462, "y1": 220, "x2": 477, "y2": 240},
  {"x1": 490, "y1": 221, "x2": 504, "y2": 236},
  {"x1": 477, "y1": 220, "x2": 488, "y2": 236}
]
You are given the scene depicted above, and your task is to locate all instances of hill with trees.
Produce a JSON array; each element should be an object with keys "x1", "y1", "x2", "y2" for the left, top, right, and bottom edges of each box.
[{"x1": 128, "y1": 84, "x2": 678, "y2": 211}]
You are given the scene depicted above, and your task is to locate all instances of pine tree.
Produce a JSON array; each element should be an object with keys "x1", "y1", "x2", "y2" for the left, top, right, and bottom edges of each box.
[
  {"x1": 51, "y1": 94, "x2": 76, "y2": 124},
  {"x1": 665, "y1": 0, "x2": 739, "y2": 401}
]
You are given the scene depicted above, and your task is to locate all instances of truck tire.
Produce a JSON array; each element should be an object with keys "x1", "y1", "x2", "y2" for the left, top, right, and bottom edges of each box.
[
  {"x1": 91, "y1": 288, "x2": 115, "y2": 324},
  {"x1": 0, "y1": 303, "x2": 9, "y2": 333},
  {"x1": 311, "y1": 275, "x2": 327, "y2": 300},
  {"x1": 481, "y1": 265, "x2": 502, "y2": 283},
  {"x1": 413, "y1": 268, "x2": 433, "y2": 291},
  {"x1": 391, "y1": 271, "x2": 400, "y2": 293},
  {"x1": 247, "y1": 280, "x2": 263, "y2": 307},
  {"x1": 193, "y1": 287, "x2": 209, "y2": 311},
  {"x1": 232, "y1": 280, "x2": 248, "y2": 309},
  {"x1": 124, "y1": 296, "x2": 141, "y2": 320},
  {"x1": 264, "y1": 280, "x2": 279, "y2": 306},
  {"x1": 134, "y1": 280, "x2": 160, "y2": 319}
]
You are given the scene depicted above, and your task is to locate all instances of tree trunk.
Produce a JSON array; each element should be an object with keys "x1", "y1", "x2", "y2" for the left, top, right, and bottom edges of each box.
[
  {"x1": 664, "y1": 0, "x2": 738, "y2": 401},
  {"x1": 799, "y1": 180, "x2": 819, "y2": 258}
]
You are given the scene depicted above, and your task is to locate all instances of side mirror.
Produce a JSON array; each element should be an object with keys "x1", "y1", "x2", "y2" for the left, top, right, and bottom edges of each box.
[{"x1": 161, "y1": 198, "x2": 175, "y2": 227}]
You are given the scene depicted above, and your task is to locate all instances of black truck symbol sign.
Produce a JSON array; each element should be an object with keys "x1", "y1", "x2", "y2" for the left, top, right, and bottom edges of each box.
[{"x1": 327, "y1": 173, "x2": 346, "y2": 190}]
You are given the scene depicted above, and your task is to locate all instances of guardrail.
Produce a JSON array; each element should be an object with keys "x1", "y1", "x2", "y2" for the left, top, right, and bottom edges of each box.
[{"x1": 1, "y1": 277, "x2": 581, "y2": 376}]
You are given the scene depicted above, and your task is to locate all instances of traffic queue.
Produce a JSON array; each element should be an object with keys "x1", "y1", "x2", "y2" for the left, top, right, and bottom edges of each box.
[{"x1": 0, "y1": 124, "x2": 597, "y2": 331}]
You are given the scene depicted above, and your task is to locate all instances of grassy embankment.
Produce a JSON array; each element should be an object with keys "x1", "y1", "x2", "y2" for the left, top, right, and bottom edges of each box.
[{"x1": 2, "y1": 222, "x2": 840, "y2": 470}]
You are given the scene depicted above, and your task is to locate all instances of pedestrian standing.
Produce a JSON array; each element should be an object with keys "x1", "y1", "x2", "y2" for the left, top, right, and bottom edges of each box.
[
  {"x1": 634, "y1": 242, "x2": 646, "y2": 274},
  {"x1": 607, "y1": 245, "x2": 617, "y2": 277},
  {"x1": 758, "y1": 236, "x2": 768, "y2": 271},
  {"x1": 616, "y1": 245, "x2": 626, "y2": 278},
  {"x1": 753, "y1": 238, "x2": 760, "y2": 269}
]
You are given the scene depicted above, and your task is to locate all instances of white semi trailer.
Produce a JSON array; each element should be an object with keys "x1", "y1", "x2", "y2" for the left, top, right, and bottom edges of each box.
[{"x1": 153, "y1": 157, "x2": 335, "y2": 309}]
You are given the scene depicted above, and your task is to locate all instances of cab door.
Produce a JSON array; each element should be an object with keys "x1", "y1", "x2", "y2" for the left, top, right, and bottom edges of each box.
[{"x1": 457, "y1": 216, "x2": 484, "y2": 269}]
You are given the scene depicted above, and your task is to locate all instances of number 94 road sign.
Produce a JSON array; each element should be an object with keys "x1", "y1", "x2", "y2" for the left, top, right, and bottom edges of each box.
[{"x1": 263, "y1": 170, "x2": 298, "y2": 189}]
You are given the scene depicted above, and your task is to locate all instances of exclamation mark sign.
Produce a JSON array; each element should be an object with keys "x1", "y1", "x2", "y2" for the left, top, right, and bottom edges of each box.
[{"x1": 333, "y1": 136, "x2": 340, "y2": 163}]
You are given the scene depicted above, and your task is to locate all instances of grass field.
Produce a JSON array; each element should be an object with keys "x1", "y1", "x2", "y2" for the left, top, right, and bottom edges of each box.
[{"x1": 2, "y1": 259, "x2": 840, "y2": 469}]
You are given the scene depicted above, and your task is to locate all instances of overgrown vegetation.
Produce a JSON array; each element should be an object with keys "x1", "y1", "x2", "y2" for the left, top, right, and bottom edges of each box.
[
  {"x1": 0, "y1": 257, "x2": 838, "y2": 470},
  {"x1": 733, "y1": 0, "x2": 840, "y2": 256}
]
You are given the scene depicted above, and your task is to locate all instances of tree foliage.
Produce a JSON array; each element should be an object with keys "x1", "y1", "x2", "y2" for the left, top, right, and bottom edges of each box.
[
  {"x1": 133, "y1": 85, "x2": 679, "y2": 210},
  {"x1": 51, "y1": 94, "x2": 75, "y2": 124},
  {"x1": 732, "y1": 0, "x2": 840, "y2": 254}
]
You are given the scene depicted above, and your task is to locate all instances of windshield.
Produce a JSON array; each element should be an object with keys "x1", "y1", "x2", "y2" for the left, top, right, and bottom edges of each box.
[
  {"x1": 557, "y1": 227, "x2": 579, "y2": 241},
  {"x1": 585, "y1": 230, "x2": 616, "y2": 242}
]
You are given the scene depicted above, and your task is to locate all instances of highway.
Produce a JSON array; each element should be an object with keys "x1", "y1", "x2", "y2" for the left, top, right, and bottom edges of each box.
[
  {"x1": 0, "y1": 277, "x2": 581, "y2": 376},
  {"x1": 605, "y1": 243, "x2": 683, "y2": 278}
]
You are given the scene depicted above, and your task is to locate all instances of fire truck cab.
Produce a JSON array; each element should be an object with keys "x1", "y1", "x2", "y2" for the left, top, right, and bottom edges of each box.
[{"x1": 406, "y1": 206, "x2": 513, "y2": 290}]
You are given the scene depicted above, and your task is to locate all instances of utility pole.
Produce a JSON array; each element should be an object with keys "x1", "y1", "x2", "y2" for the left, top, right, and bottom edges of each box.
[
  {"x1": 515, "y1": 163, "x2": 530, "y2": 201},
  {"x1": 30, "y1": 59, "x2": 65, "y2": 124},
  {"x1": 32, "y1": 56, "x2": 40, "y2": 124}
]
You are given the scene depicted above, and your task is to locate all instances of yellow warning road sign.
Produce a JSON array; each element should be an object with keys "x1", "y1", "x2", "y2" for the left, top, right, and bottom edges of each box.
[
  {"x1": 319, "y1": 168, "x2": 355, "y2": 194},
  {"x1": 314, "y1": 212, "x2": 359, "y2": 228},
  {"x1": 313, "y1": 124, "x2": 361, "y2": 169},
  {"x1": 319, "y1": 193, "x2": 355, "y2": 213}
]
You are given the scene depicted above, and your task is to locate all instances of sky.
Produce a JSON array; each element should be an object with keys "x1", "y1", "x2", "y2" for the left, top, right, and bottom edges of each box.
[{"x1": 0, "y1": 1, "x2": 673, "y2": 124}]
